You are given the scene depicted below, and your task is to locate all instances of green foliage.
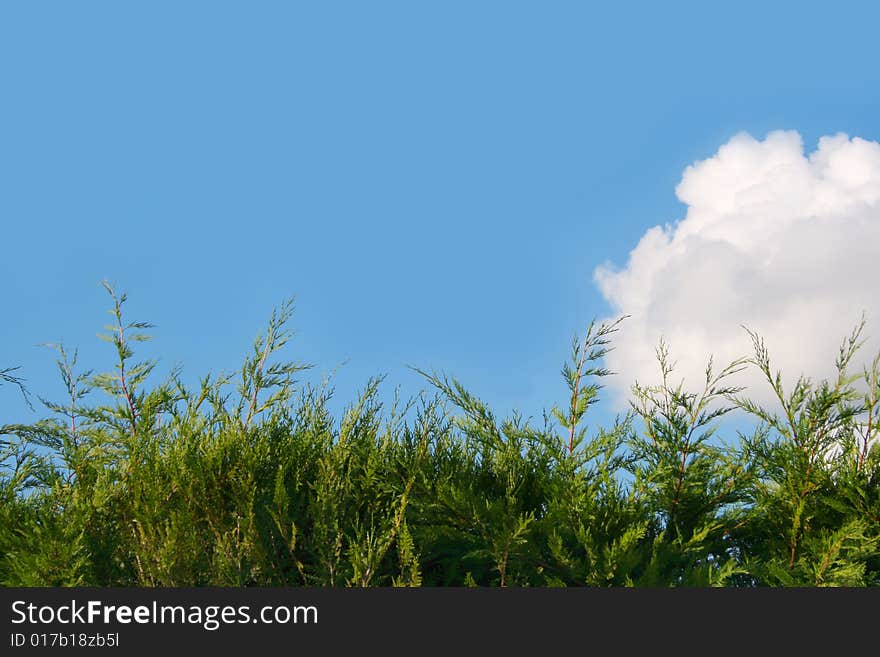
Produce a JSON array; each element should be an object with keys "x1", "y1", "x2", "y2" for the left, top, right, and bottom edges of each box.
[
  {"x1": 1, "y1": 284, "x2": 879, "y2": 586},
  {"x1": 731, "y1": 319, "x2": 880, "y2": 585}
]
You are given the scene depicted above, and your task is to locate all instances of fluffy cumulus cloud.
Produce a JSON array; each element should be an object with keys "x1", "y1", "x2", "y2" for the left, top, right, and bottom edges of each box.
[{"x1": 595, "y1": 130, "x2": 880, "y2": 407}]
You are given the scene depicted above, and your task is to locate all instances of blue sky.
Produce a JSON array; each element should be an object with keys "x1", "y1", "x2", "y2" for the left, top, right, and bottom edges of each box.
[{"x1": 2, "y1": 2, "x2": 879, "y2": 431}]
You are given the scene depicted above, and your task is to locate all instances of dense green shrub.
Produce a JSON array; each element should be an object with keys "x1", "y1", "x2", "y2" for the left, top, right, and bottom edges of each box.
[{"x1": 2, "y1": 284, "x2": 878, "y2": 586}]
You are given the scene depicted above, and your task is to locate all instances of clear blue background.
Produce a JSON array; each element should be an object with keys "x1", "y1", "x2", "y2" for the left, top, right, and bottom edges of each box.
[{"x1": 2, "y1": 2, "x2": 878, "y2": 428}]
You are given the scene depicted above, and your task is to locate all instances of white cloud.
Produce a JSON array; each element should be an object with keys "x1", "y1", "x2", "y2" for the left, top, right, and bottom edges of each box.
[{"x1": 595, "y1": 130, "x2": 880, "y2": 408}]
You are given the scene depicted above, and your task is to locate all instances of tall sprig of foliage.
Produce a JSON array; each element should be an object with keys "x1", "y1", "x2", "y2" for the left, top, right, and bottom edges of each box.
[
  {"x1": 625, "y1": 343, "x2": 750, "y2": 585},
  {"x1": 733, "y1": 320, "x2": 880, "y2": 585}
]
